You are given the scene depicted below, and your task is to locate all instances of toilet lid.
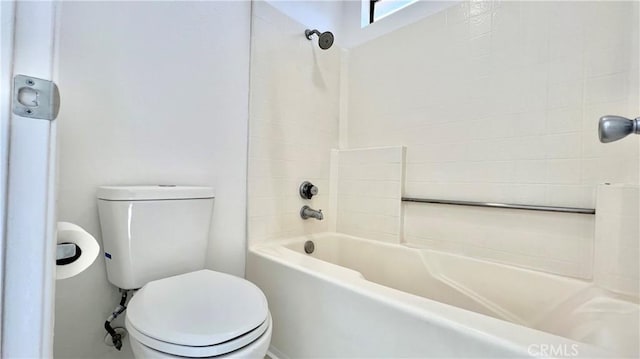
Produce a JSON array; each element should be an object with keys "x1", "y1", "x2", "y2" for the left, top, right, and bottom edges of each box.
[{"x1": 126, "y1": 269, "x2": 269, "y2": 347}]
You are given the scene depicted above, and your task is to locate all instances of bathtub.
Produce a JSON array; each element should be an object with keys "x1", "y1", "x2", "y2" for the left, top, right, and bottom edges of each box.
[{"x1": 247, "y1": 233, "x2": 639, "y2": 358}]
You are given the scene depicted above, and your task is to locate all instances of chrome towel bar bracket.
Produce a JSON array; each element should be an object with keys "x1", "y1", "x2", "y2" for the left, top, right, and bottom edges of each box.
[{"x1": 598, "y1": 115, "x2": 640, "y2": 143}]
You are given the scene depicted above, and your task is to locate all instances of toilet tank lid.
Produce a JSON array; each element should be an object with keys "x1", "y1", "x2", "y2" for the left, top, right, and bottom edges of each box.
[{"x1": 97, "y1": 186, "x2": 214, "y2": 201}]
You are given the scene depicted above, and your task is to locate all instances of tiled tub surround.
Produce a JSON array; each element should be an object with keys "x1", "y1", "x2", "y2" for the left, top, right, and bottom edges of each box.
[
  {"x1": 594, "y1": 184, "x2": 640, "y2": 296},
  {"x1": 404, "y1": 204, "x2": 595, "y2": 278},
  {"x1": 248, "y1": 1, "x2": 340, "y2": 245},
  {"x1": 330, "y1": 146, "x2": 597, "y2": 278},
  {"x1": 334, "y1": 146, "x2": 405, "y2": 242},
  {"x1": 344, "y1": 0, "x2": 639, "y2": 277},
  {"x1": 246, "y1": 2, "x2": 640, "y2": 358},
  {"x1": 347, "y1": 1, "x2": 639, "y2": 209},
  {"x1": 248, "y1": 233, "x2": 639, "y2": 358}
]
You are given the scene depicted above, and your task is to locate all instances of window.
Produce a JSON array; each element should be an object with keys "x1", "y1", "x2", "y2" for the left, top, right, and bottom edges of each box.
[{"x1": 364, "y1": 0, "x2": 419, "y2": 26}]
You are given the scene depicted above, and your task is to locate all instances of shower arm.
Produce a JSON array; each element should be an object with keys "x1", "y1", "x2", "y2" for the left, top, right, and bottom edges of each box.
[{"x1": 305, "y1": 29, "x2": 321, "y2": 40}]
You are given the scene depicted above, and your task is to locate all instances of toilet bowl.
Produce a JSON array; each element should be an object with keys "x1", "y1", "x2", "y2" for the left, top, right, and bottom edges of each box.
[
  {"x1": 125, "y1": 270, "x2": 271, "y2": 358},
  {"x1": 96, "y1": 186, "x2": 272, "y2": 359}
]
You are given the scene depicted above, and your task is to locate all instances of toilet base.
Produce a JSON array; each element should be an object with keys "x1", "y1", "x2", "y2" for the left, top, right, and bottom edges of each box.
[{"x1": 129, "y1": 316, "x2": 272, "y2": 359}]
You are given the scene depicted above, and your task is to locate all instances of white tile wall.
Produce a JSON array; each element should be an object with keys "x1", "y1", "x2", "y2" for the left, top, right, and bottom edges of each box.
[
  {"x1": 344, "y1": 1, "x2": 638, "y2": 276},
  {"x1": 594, "y1": 184, "x2": 640, "y2": 296},
  {"x1": 346, "y1": 0, "x2": 640, "y2": 278},
  {"x1": 335, "y1": 146, "x2": 405, "y2": 242},
  {"x1": 404, "y1": 203, "x2": 595, "y2": 278},
  {"x1": 347, "y1": 1, "x2": 639, "y2": 209},
  {"x1": 248, "y1": 1, "x2": 341, "y2": 245},
  {"x1": 248, "y1": 1, "x2": 638, "y2": 280}
]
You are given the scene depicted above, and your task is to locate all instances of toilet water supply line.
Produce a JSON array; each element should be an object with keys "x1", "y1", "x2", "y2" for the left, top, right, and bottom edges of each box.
[{"x1": 105, "y1": 289, "x2": 128, "y2": 350}]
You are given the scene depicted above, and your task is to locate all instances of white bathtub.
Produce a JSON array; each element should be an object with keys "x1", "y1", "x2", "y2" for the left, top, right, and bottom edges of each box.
[{"x1": 247, "y1": 233, "x2": 639, "y2": 358}]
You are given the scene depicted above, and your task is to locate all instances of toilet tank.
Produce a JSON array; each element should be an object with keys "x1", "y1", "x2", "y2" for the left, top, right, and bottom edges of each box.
[{"x1": 97, "y1": 186, "x2": 215, "y2": 289}]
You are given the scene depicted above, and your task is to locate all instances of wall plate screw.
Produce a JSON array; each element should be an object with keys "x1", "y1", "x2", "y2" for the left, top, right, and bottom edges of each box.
[
  {"x1": 25, "y1": 79, "x2": 35, "y2": 86},
  {"x1": 24, "y1": 108, "x2": 32, "y2": 114}
]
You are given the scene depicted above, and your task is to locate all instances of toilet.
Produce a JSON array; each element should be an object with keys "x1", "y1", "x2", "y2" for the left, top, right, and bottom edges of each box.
[{"x1": 97, "y1": 186, "x2": 271, "y2": 358}]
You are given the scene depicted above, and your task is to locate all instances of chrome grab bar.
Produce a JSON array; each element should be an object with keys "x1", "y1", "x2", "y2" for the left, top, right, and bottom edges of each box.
[{"x1": 401, "y1": 197, "x2": 595, "y2": 215}]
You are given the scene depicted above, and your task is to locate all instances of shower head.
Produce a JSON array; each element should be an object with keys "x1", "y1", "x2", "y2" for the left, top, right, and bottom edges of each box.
[
  {"x1": 598, "y1": 115, "x2": 640, "y2": 143},
  {"x1": 305, "y1": 29, "x2": 334, "y2": 50}
]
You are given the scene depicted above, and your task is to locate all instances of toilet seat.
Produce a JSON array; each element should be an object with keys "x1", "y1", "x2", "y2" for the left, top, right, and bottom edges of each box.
[
  {"x1": 126, "y1": 314, "x2": 270, "y2": 357},
  {"x1": 126, "y1": 269, "x2": 270, "y2": 357}
]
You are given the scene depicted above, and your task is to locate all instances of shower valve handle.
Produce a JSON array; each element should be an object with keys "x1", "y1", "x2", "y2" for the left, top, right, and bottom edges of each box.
[{"x1": 299, "y1": 181, "x2": 318, "y2": 199}]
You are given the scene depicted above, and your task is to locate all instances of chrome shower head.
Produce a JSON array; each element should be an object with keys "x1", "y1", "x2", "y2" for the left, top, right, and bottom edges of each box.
[
  {"x1": 598, "y1": 115, "x2": 640, "y2": 143},
  {"x1": 305, "y1": 29, "x2": 334, "y2": 50}
]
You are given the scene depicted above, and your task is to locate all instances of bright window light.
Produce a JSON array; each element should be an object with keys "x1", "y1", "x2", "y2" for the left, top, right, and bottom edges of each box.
[{"x1": 362, "y1": 0, "x2": 419, "y2": 27}]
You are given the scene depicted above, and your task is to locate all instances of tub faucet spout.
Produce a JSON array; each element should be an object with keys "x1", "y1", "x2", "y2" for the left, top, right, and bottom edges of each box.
[{"x1": 301, "y1": 205, "x2": 323, "y2": 220}]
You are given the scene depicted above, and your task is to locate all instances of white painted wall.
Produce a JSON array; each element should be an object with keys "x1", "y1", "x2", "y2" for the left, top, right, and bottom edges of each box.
[
  {"x1": 53, "y1": 2, "x2": 250, "y2": 358},
  {"x1": 247, "y1": 1, "x2": 341, "y2": 245}
]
